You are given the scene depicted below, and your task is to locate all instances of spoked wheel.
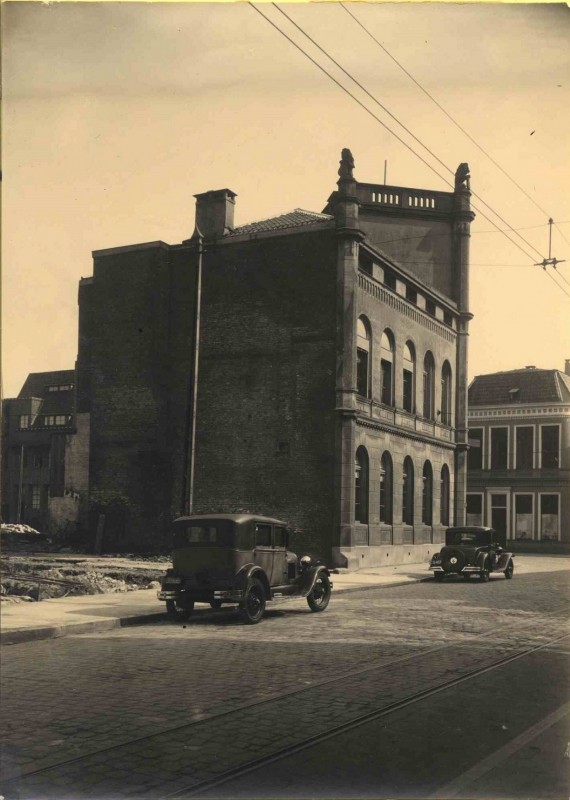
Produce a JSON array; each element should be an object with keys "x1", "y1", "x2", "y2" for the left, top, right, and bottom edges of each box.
[
  {"x1": 434, "y1": 573, "x2": 445, "y2": 582},
  {"x1": 239, "y1": 579, "x2": 266, "y2": 625},
  {"x1": 166, "y1": 598, "x2": 194, "y2": 622},
  {"x1": 479, "y1": 559, "x2": 491, "y2": 582},
  {"x1": 504, "y1": 560, "x2": 514, "y2": 580},
  {"x1": 210, "y1": 600, "x2": 223, "y2": 610},
  {"x1": 307, "y1": 573, "x2": 331, "y2": 612}
]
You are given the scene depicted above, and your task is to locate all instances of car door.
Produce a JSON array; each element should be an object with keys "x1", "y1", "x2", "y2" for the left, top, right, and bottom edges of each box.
[
  {"x1": 271, "y1": 525, "x2": 288, "y2": 586},
  {"x1": 253, "y1": 522, "x2": 274, "y2": 582}
]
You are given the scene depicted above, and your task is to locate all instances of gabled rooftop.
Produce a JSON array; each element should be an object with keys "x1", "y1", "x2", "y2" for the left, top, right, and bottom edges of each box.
[
  {"x1": 224, "y1": 209, "x2": 333, "y2": 238},
  {"x1": 469, "y1": 367, "x2": 570, "y2": 407}
]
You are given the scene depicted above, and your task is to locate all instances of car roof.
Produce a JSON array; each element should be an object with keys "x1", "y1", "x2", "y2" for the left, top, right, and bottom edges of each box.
[{"x1": 173, "y1": 513, "x2": 289, "y2": 527}]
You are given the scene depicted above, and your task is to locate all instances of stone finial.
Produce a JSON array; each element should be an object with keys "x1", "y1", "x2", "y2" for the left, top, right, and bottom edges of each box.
[
  {"x1": 338, "y1": 148, "x2": 355, "y2": 180},
  {"x1": 455, "y1": 163, "x2": 470, "y2": 191}
]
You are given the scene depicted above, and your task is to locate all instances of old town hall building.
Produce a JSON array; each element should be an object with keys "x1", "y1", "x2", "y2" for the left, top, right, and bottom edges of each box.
[{"x1": 8, "y1": 151, "x2": 473, "y2": 565}]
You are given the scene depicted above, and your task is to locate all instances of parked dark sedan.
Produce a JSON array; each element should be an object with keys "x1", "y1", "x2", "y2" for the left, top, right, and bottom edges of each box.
[
  {"x1": 158, "y1": 514, "x2": 335, "y2": 624},
  {"x1": 430, "y1": 526, "x2": 514, "y2": 582}
]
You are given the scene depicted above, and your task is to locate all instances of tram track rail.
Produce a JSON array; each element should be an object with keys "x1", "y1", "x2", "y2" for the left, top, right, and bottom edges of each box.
[{"x1": 2, "y1": 606, "x2": 568, "y2": 797}]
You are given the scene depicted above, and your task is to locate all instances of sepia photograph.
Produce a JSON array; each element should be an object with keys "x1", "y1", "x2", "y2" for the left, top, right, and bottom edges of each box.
[{"x1": 2, "y1": 2, "x2": 570, "y2": 799}]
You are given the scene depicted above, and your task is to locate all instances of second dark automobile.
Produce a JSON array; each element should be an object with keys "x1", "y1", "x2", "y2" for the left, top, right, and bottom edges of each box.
[
  {"x1": 430, "y1": 526, "x2": 514, "y2": 582},
  {"x1": 158, "y1": 514, "x2": 336, "y2": 624}
]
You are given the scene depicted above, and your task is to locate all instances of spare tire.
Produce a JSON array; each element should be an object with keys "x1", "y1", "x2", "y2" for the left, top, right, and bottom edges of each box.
[{"x1": 442, "y1": 549, "x2": 466, "y2": 573}]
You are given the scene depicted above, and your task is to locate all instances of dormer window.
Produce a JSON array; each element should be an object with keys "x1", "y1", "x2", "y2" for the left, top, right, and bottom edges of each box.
[{"x1": 509, "y1": 387, "x2": 520, "y2": 401}]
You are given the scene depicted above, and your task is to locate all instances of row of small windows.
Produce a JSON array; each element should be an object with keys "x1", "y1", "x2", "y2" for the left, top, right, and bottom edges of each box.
[
  {"x1": 46, "y1": 384, "x2": 74, "y2": 392},
  {"x1": 355, "y1": 447, "x2": 451, "y2": 527},
  {"x1": 357, "y1": 317, "x2": 453, "y2": 424},
  {"x1": 358, "y1": 257, "x2": 454, "y2": 328},
  {"x1": 468, "y1": 425, "x2": 560, "y2": 471},
  {"x1": 19, "y1": 414, "x2": 72, "y2": 430}
]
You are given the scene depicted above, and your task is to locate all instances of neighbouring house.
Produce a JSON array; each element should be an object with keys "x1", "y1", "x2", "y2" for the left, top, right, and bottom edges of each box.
[
  {"x1": 76, "y1": 149, "x2": 473, "y2": 565},
  {"x1": 1, "y1": 370, "x2": 90, "y2": 538},
  {"x1": 467, "y1": 363, "x2": 570, "y2": 548}
]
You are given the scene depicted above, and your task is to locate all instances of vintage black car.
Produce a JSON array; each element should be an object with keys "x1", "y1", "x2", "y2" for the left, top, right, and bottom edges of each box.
[
  {"x1": 430, "y1": 526, "x2": 514, "y2": 582},
  {"x1": 158, "y1": 514, "x2": 335, "y2": 624}
]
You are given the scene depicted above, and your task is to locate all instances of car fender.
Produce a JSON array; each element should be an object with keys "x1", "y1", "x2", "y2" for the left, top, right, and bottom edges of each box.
[
  {"x1": 300, "y1": 565, "x2": 331, "y2": 598},
  {"x1": 475, "y1": 551, "x2": 489, "y2": 568},
  {"x1": 236, "y1": 564, "x2": 271, "y2": 599},
  {"x1": 495, "y1": 552, "x2": 514, "y2": 571}
]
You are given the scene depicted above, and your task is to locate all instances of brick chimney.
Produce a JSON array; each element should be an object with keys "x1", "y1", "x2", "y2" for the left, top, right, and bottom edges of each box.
[
  {"x1": 565, "y1": 359, "x2": 570, "y2": 377},
  {"x1": 193, "y1": 189, "x2": 236, "y2": 239}
]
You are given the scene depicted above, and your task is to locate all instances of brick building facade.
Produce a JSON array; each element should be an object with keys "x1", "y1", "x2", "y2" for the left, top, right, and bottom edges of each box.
[
  {"x1": 1, "y1": 370, "x2": 90, "y2": 536},
  {"x1": 467, "y1": 363, "x2": 570, "y2": 548},
  {"x1": 77, "y1": 150, "x2": 473, "y2": 564}
]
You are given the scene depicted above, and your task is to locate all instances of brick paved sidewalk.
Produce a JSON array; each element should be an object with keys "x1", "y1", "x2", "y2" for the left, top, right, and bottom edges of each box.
[{"x1": 1, "y1": 555, "x2": 565, "y2": 646}]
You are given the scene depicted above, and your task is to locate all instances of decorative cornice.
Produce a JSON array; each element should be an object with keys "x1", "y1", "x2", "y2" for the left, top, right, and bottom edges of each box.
[{"x1": 356, "y1": 417, "x2": 457, "y2": 451}]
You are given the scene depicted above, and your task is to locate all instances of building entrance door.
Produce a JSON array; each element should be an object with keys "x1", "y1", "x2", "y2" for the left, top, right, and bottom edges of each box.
[{"x1": 490, "y1": 493, "x2": 509, "y2": 538}]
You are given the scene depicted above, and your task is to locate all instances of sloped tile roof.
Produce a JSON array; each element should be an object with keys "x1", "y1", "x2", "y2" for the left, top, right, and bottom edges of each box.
[
  {"x1": 469, "y1": 368, "x2": 570, "y2": 406},
  {"x1": 225, "y1": 209, "x2": 333, "y2": 237},
  {"x1": 18, "y1": 370, "x2": 76, "y2": 416}
]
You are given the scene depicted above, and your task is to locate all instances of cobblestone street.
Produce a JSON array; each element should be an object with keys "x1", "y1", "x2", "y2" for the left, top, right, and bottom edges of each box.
[{"x1": 1, "y1": 559, "x2": 569, "y2": 799}]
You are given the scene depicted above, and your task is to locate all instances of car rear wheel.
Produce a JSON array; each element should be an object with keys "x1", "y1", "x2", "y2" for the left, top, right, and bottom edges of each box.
[
  {"x1": 434, "y1": 573, "x2": 445, "y2": 582},
  {"x1": 504, "y1": 560, "x2": 514, "y2": 580},
  {"x1": 239, "y1": 579, "x2": 266, "y2": 624},
  {"x1": 479, "y1": 559, "x2": 490, "y2": 582},
  {"x1": 166, "y1": 599, "x2": 194, "y2": 621},
  {"x1": 307, "y1": 574, "x2": 331, "y2": 612}
]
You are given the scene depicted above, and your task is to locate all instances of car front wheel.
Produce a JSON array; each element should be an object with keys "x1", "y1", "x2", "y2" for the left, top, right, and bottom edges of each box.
[
  {"x1": 166, "y1": 598, "x2": 194, "y2": 621},
  {"x1": 307, "y1": 574, "x2": 331, "y2": 612},
  {"x1": 504, "y1": 560, "x2": 514, "y2": 580},
  {"x1": 479, "y1": 559, "x2": 490, "y2": 582},
  {"x1": 239, "y1": 579, "x2": 266, "y2": 624}
]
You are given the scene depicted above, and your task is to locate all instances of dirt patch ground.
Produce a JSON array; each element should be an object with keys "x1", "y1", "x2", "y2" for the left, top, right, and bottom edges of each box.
[{"x1": 1, "y1": 553, "x2": 170, "y2": 602}]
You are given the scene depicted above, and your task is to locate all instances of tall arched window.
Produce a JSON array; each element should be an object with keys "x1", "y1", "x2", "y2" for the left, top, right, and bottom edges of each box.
[
  {"x1": 422, "y1": 460, "x2": 433, "y2": 525},
  {"x1": 357, "y1": 317, "x2": 371, "y2": 398},
  {"x1": 402, "y1": 456, "x2": 414, "y2": 526},
  {"x1": 379, "y1": 452, "x2": 393, "y2": 524},
  {"x1": 423, "y1": 351, "x2": 435, "y2": 420},
  {"x1": 440, "y1": 464, "x2": 450, "y2": 526},
  {"x1": 380, "y1": 330, "x2": 395, "y2": 406},
  {"x1": 355, "y1": 446, "x2": 369, "y2": 524},
  {"x1": 403, "y1": 341, "x2": 415, "y2": 413},
  {"x1": 441, "y1": 361, "x2": 452, "y2": 426}
]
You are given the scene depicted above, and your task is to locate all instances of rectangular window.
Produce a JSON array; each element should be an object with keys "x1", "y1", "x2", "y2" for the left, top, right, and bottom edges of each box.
[
  {"x1": 274, "y1": 527, "x2": 287, "y2": 548},
  {"x1": 356, "y1": 349, "x2": 369, "y2": 397},
  {"x1": 490, "y1": 427, "x2": 508, "y2": 470},
  {"x1": 425, "y1": 299, "x2": 436, "y2": 317},
  {"x1": 19, "y1": 415, "x2": 31, "y2": 430},
  {"x1": 405, "y1": 286, "x2": 417, "y2": 304},
  {"x1": 515, "y1": 427, "x2": 534, "y2": 469},
  {"x1": 514, "y1": 494, "x2": 533, "y2": 540},
  {"x1": 47, "y1": 384, "x2": 74, "y2": 392},
  {"x1": 540, "y1": 425, "x2": 559, "y2": 468},
  {"x1": 254, "y1": 524, "x2": 272, "y2": 547},
  {"x1": 540, "y1": 494, "x2": 559, "y2": 540},
  {"x1": 468, "y1": 429, "x2": 483, "y2": 470},
  {"x1": 358, "y1": 255, "x2": 373, "y2": 276},
  {"x1": 443, "y1": 311, "x2": 453, "y2": 327},
  {"x1": 466, "y1": 494, "x2": 483, "y2": 526},
  {"x1": 31, "y1": 485, "x2": 41, "y2": 510},
  {"x1": 383, "y1": 270, "x2": 396, "y2": 291},
  {"x1": 403, "y1": 370, "x2": 413, "y2": 413},
  {"x1": 381, "y1": 360, "x2": 393, "y2": 405}
]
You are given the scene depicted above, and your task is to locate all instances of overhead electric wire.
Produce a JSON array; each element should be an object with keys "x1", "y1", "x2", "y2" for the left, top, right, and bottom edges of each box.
[
  {"x1": 543, "y1": 268, "x2": 570, "y2": 299},
  {"x1": 272, "y1": 2, "x2": 545, "y2": 264},
  {"x1": 249, "y1": 4, "x2": 569, "y2": 300},
  {"x1": 340, "y1": 2, "x2": 565, "y2": 237}
]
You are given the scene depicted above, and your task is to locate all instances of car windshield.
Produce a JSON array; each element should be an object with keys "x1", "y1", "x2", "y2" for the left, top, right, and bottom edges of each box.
[
  {"x1": 172, "y1": 521, "x2": 235, "y2": 549},
  {"x1": 446, "y1": 530, "x2": 491, "y2": 547}
]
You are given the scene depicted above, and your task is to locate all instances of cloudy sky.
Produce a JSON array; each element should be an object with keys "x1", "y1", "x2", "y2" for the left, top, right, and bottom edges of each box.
[{"x1": 3, "y1": 1, "x2": 570, "y2": 397}]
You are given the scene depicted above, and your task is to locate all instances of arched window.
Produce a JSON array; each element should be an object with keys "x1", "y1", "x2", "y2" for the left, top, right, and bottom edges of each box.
[
  {"x1": 402, "y1": 456, "x2": 414, "y2": 526},
  {"x1": 422, "y1": 460, "x2": 433, "y2": 525},
  {"x1": 380, "y1": 330, "x2": 395, "y2": 406},
  {"x1": 379, "y1": 452, "x2": 393, "y2": 524},
  {"x1": 355, "y1": 446, "x2": 369, "y2": 524},
  {"x1": 440, "y1": 464, "x2": 450, "y2": 526},
  {"x1": 423, "y1": 351, "x2": 435, "y2": 420},
  {"x1": 402, "y1": 341, "x2": 415, "y2": 413},
  {"x1": 441, "y1": 361, "x2": 452, "y2": 426},
  {"x1": 357, "y1": 317, "x2": 371, "y2": 398}
]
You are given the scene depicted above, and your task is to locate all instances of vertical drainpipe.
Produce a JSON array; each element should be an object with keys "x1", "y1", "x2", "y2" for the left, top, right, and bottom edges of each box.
[
  {"x1": 453, "y1": 164, "x2": 475, "y2": 526},
  {"x1": 333, "y1": 149, "x2": 363, "y2": 569},
  {"x1": 182, "y1": 227, "x2": 204, "y2": 516}
]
